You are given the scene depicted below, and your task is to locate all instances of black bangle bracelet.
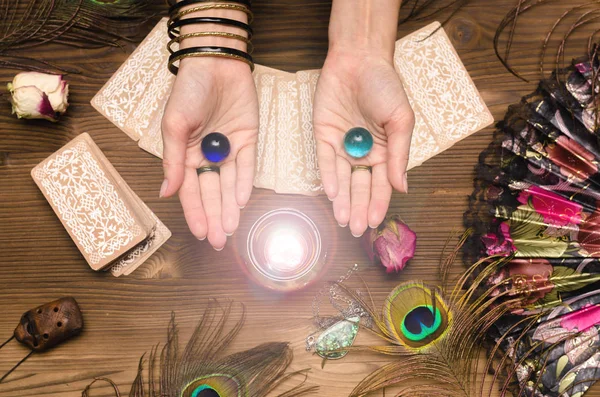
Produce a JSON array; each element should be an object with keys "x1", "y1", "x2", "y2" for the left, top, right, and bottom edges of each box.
[
  {"x1": 167, "y1": 32, "x2": 253, "y2": 54},
  {"x1": 168, "y1": 46, "x2": 254, "y2": 75},
  {"x1": 168, "y1": 17, "x2": 253, "y2": 40},
  {"x1": 169, "y1": 0, "x2": 252, "y2": 17}
]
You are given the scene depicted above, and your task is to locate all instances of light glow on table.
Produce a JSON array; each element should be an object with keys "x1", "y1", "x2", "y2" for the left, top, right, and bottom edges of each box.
[
  {"x1": 244, "y1": 208, "x2": 325, "y2": 291},
  {"x1": 265, "y1": 229, "x2": 306, "y2": 272}
]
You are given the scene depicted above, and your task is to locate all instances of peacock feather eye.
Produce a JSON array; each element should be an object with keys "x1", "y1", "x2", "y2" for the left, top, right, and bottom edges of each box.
[
  {"x1": 181, "y1": 374, "x2": 240, "y2": 397},
  {"x1": 383, "y1": 282, "x2": 452, "y2": 350},
  {"x1": 191, "y1": 385, "x2": 220, "y2": 397},
  {"x1": 400, "y1": 305, "x2": 442, "y2": 342}
]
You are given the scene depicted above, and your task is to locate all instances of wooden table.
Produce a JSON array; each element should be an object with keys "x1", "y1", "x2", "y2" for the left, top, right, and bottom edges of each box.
[{"x1": 1, "y1": 1, "x2": 598, "y2": 396}]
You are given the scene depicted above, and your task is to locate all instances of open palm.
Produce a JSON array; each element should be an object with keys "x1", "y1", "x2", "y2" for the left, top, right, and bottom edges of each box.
[
  {"x1": 161, "y1": 59, "x2": 259, "y2": 250},
  {"x1": 314, "y1": 51, "x2": 414, "y2": 237}
]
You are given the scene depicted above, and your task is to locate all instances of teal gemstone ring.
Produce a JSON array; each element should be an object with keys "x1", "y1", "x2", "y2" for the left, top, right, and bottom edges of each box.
[{"x1": 343, "y1": 127, "x2": 374, "y2": 159}]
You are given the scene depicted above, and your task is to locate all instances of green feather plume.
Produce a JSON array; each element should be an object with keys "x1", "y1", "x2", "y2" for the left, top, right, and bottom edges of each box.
[{"x1": 83, "y1": 301, "x2": 317, "y2": 397}]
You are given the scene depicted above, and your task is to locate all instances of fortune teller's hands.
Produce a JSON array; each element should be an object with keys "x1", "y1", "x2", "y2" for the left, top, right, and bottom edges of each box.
[
  {"x1": 160, "y1": 58, "x2": 258, "y2": 250},
  {"x1": 314, "y1": 48, "x2": 415, "y2": 238}
]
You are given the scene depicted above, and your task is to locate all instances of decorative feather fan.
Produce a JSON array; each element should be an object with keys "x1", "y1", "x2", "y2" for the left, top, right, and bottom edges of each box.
[
  {"x1": 83, "y1": 301, "x2": 317, "y2": 397},
  {"x1": 463, "y1": 46, "x2": 600, "y2": 396}
]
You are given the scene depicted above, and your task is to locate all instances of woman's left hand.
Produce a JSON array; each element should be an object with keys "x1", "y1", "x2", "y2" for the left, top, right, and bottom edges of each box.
[{"x1": 313, "y1": 49, "x2": 415, "y2": 237}]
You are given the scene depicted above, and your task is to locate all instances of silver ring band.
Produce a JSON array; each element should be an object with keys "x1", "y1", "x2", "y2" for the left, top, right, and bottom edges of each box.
[{"x1": 196, "y1": 165, "x2": 220, "y2": 175}]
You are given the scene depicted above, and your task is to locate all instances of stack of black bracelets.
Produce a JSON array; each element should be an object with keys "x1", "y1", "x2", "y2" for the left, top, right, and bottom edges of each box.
[{"x1": 167, "y1": 0, "x2": 254, "y2": 75}]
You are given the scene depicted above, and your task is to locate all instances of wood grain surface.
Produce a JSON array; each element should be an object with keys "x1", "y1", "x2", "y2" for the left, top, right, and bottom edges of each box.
[{"x1": 1, "y1": 1, "x2": 598, "y2": 396}]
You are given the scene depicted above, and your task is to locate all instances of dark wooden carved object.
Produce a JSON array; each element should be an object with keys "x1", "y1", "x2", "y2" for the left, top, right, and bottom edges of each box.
[
  {"x1": 14, "y1": 297, "x2": 83, "y2": 351},
  {"x1": 0, "y1": 297, "x2": 83, "y2": 383}
]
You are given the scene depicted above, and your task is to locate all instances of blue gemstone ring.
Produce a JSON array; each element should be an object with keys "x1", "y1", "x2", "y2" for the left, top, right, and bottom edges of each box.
[
  {"x1": 343, "y1": 127, "x2": 374, "y2": 159},
  {"x1": 201, "y1": 132, "x2": 231, "y2": 163}
]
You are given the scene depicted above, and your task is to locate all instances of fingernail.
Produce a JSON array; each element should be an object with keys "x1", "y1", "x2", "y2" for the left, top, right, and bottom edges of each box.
[
  {"x1": 239, "y1": 205, "x2": 246, "y2": 209},
  {"x1": 328, "y1": 196, "x2": 335, "y2": 202},
  {"x1": 368, "y1": 224, "x2": 378, "y2": 229},
  {"x1": 198, "y1": 236, "x2": 206, "y2": 241},
  {"x1": 338, "y1": 222, "x2": 347, "y2": 228},
  {"x1": 159, "y1": 179, "x2": 168, "y2": 198},
  {"x1": 214, "y1": 246, "x2": 224, "y2": 252},
  {"x1": 402, "y1": 174, "x2": 408, "y2": 193},
  {"x1": 225, "y1": 232, "x2": 233, "y2": 237},
  {"x1": 351, "y1": 231, "x2": 364, "y2": 238}
]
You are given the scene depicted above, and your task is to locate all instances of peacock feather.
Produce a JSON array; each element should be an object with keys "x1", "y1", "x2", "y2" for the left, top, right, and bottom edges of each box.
[
  {"x1": 310, "y1": 237, "x2": 492, "y2": 397},
  {"x1": 382, "y1": 282, "x2": 452, "y2": 352},
  {"x1": 0, "y1": 0, "x2": 162, "y2": 72},
  {"x1": 312, "y1": 231, "x2": 524, "y2": 397},
  {"x1": 83, "y1": 301, "x2": 317, "y2": 397},
  {"x1": 330, "y1": 251, "x2": 600, "y2": 396}
]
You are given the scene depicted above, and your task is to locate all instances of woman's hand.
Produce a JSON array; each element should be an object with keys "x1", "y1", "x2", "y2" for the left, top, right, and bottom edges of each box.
[
  {"x1": 160, "y1": 58, "x2": 258, "y2": 250},
  {"x1": 314, "y1": 49, "x2": 414, "y2": 238}
]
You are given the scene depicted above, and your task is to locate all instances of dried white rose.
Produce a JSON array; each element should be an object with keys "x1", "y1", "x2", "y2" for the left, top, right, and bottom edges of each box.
[{"x1": 7, "y1": 72, "x2": 69, "y2": 122}]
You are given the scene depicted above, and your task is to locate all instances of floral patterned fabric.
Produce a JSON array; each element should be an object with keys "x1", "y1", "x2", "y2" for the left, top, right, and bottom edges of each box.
[
  {"x1": 465, "y1": 48, "x2": 600, "y2": 396},
  {"x1": 490, "y1": 293, "x2": 600, "y2": 397}
]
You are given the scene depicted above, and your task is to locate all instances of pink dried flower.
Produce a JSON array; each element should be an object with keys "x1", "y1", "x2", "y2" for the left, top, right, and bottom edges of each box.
[
  {"x1": 7, "y1": 72, "x2": 69, "y2": 122},
  {"x1": 362, "y1": 215, "x2": 416, "y2": 273}
]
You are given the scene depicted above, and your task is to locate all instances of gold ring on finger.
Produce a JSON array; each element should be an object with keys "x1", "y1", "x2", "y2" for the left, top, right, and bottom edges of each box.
[{"x1": 351, "y1": 165, "x2": 372, "y2": 174}]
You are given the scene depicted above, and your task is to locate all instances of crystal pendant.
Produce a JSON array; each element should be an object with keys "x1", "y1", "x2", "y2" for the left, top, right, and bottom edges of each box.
[
  {"x1": 343, "y1": 127, "x2": 373, "y2": 159},
  {"x1": 201, "y1": 132, "x2": 231, "y2": 163},
  {"x1": 315, "y1": 316, "x2": 360, "y2": 359}
]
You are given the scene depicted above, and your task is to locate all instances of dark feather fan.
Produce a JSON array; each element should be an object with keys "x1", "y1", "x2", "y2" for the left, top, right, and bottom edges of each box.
[
  {"x1": 463, "y1": 46, "x2": 600, "y2": 396},
  {"x1": 82, "y1": 301, "x2": 317, "y2": 397}
]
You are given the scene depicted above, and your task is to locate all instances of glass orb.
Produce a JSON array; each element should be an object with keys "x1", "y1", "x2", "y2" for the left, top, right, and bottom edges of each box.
[
  {"x1": 201, "y1": 132, "x2": 231, "y2": 163},
  {"x1": 343, "y1": 127, "x2": 373, "y2": 159}
]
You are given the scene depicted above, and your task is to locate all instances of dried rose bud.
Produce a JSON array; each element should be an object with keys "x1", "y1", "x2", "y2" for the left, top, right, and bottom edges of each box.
[
  {"x1": 7, "y1": 72, "x2": 69, "y2": 122},
  {"x1": 362, "y1": 215, "x2": 416, "y2": 273}
]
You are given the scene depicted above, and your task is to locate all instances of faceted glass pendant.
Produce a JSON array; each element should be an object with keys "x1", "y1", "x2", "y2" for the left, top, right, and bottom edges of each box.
[
  {"x1": 201, "y1": 132, "x2": 231, "y2": 163},
  {"x1": 343, "y1": 127, "x2": 373, "y2": 159},
  {"x1": 315, "y1": 316, "x2": 360, "y2": 359}
]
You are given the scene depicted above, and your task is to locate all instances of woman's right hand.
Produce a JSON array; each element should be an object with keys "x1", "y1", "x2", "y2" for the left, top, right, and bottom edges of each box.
[{"x1": 160, "y1": 57, "x2": 259, "y2": 250}]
